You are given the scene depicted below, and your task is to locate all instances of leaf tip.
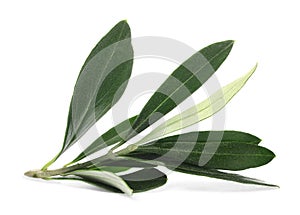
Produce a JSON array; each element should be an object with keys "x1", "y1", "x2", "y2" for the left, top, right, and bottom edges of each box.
[
  {"x1": 115, "y1": 20, "x2": 131, "y2": 33},
  {"x1": 222, "y1": 40, "x2": 235, "y2": 51},
  {"x1": 262, "y1": 182, "x2": 279, "y2": 188},
  {"x1": 121, "y1": 19, "x2": 128, "y2": 23},
  {"x1": 252, "y1": 63, "x2": 258, "y2": 72},
  {"x1": 227, "y1": 40, "x2": 235, "y2": 45},
  {"x1": 126, "y1": 188, "x2": 134, "y2": 196}
]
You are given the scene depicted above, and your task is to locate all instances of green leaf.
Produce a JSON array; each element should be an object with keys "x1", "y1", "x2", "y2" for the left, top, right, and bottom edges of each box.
[
  {"x1": 122, "y1": 168, "x2": 167, "y2": 192},
  {"x1": 68, "y1": 170, "x2": 133, "y2": 195},
  {"x1": 43, "y1": 21, "x2": 133, "y2": 169},
  {"x1": 64, "y1": 20, "x2": 133, "y2": 151},
  {"x1": 172, "y1": 163, "x2": 277, "y2": 187},
  {"x1": 61, "y1": 168, "x2": 167, "y2": 193},
  {"x1": 69, "y1": 116, "x2": 137, "y2": 165},
  {"x1": 125, "y1": 40, "x2": 234, "y2": 141},
  {"x1": 138, "y1": 64, "x2": 257, "y2": 144},
  {"x1": 140, "y1": 130, "x2": 261, "y2": 146},
  {"x1": 127, "y1": 131, "x2": 274, "y2": 170}
]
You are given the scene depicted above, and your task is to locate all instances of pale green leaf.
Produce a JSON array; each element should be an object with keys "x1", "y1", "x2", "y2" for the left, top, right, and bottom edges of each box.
[
  {"x1": 138, "y1": 64, "x2": 257, "y2": 144},
  {"x1": 68, "y1": 170, "x2": 133, "y2": 195}
]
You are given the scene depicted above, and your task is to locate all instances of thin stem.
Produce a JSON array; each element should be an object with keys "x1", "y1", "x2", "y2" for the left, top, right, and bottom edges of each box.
[
  {"x1": 109, "y1": 140, "x2": 126, "y2": 153},
  {"x1": 41, "y1": 151, "x2": 62, "y2": 170},
  {"x1": 25, "y1": 152, "x2": 114, "y2": 179},
  {"x1": 26, "y1": 162, "x2": 91, "y2": 178},
  {"x1": 63, "y1": 160, "x2": 75, "y2": 168},
  {"x1": 26, "y1": 141, "x2": 141, "y2": 179}
]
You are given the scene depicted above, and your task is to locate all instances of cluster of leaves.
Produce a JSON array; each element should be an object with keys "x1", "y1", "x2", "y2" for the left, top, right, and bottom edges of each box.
[{"x1": 25, "y1": 20, "x2": 277, "y2": 195}]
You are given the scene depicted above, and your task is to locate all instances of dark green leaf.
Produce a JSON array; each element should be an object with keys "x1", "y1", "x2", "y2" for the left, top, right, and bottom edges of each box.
[
  {"x1": 171, "y1": 163, "x2": 277, "y2": 187},
  {"x1": 59, "y1": 168, "x2": 167, "y2": 193},
  {"x1": 122, "y1": 168, "x2": 167, "y2": 193},
  {"x1": 127, "y1": 131, "x2": 274, "y2": 170},
  {"x1": 144, "y1": 131, "x2": 261, "y2": 145},
  {"x1": 70, "y1": 116, "x2": 137, "y2": 164},
  {"x1": 125, "y1": 40, "x2": 234, "y2": 141},
  {"x1": 63, "y1": 20, "x2": 133, "y2": 152}
]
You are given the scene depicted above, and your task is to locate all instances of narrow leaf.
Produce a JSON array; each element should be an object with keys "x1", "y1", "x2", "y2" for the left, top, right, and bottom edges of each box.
[
  {"x1": 127, "y1": 131, "x2": 274, "y2": 170},
  {"x1": 68, "y1": 170, "x2": 133, "y2": 195},
  {"x1": 138, "y1": 65, "x2": 257, "y2": 144},
  {"x1": 125, "y1": 40, "x2": 234, "y2": 141},
  {"x1": 63, "y1": 20, "x2": 133, "y2": 152},
  {"x1": 172, "y1": 163, "x2": 277, "y2": 187},
  {"x1": 61, "y1": 168, "x2": 167, "y2": 193},
  {"x1": 43, "y1": 21, "x2": 134, "y2": 169}
]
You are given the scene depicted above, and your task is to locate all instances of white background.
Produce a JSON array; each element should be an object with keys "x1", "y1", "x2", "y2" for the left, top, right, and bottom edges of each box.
[{"x1": 1, "y1": 0, "x2": 299, "y2": 214}]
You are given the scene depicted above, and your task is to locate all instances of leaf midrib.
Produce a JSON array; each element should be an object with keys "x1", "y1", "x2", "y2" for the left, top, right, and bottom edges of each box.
[
  {"x1": 144, "y1": 140, "x2": 259, "y2": 145},
  {"x1": 138, "y1": 146, "x2": 272, "y2": 157}
]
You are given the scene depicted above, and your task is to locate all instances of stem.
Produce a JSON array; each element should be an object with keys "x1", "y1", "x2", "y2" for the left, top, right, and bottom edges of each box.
[
  {"x1": 109, "y1": 140, "x2": 126, "y2": 153},
  {"x1": 25, "y1": 162, "x2": 91, "y2": 178},
  {"x1": 41, "y1": 151, "x2": 62, "y2": 170},
  {"x1": 26, "y1": 142, "x2": 140, "y2": 179},
  {"x1": 25, "y1": 152, "x2": 114, "y2": 179}
]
